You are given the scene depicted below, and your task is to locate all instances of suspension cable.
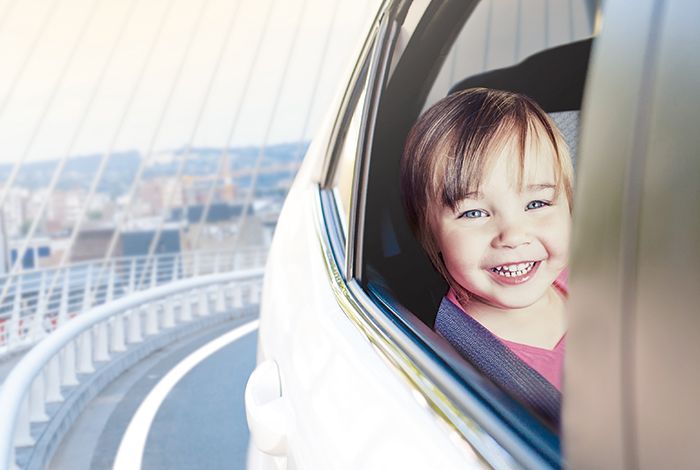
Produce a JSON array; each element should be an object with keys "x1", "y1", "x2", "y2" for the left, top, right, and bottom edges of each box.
[
  {"x1": 229, "y1": 0, "x2": 308, "y2": 250},
  {"x1": 0, "y1": 0, "x2": 104, "y2": 306},
  {"x1": 190, "y1": 0, "x2": 276, "y2": 250},
  {"x1": 134, "y1": 0, "x2": 243, "y2": 290},
  {"x1": 58, "y1": 0, "x2": 176, "y2": 268},
  {"x1": 40, "y1": 0, "x2": 178, "y2": 306},
  {"x1": 0, "y1": 0, "x2": 62, "y2": 206},
  {"x1": 9, "y1": 0, "x2": 139, "y2": 270},
  {"x1": 92, "y1": 0, "x2": 213, "y2": 292},
  {"x1": 290, "y1": 0, "x2": 340, "y2": 165}
]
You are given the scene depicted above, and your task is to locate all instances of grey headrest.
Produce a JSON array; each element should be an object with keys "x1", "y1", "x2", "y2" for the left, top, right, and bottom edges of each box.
[{"x1": 549, "y1": 111, "x2": 579, "y2": 170}]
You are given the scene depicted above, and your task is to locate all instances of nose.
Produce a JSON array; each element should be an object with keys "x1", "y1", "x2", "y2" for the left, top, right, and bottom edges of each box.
[{"x1": 492, "y1": 215, "x2": 531, "y2": 249}]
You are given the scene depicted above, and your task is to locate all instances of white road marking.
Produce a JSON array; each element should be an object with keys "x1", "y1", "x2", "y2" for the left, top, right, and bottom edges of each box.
[{"x1": 112, "y1": 319, "x2": 259, "y2": 470}]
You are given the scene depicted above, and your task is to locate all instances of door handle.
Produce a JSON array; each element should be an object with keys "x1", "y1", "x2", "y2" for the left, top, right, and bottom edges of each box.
[{"x1": 245, "y1": 360, "x2": 287, "y2": 456}]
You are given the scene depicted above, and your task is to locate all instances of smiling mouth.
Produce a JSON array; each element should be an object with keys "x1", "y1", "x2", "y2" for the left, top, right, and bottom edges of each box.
[
  {"x1": 491, "y1": 261, "x2": 535, "y2": 277},
  {"x1": 488, "y1": 261, "x2": 540, "y2": 284}
]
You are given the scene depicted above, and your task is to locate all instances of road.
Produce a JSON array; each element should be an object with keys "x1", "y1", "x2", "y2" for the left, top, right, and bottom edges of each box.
[{"x1": 50, "y1": 316, "x2": 258, "y2": 469}]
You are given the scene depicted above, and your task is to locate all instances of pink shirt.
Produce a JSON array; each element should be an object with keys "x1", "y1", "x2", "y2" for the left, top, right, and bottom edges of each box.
[
  {"x1": 500, "y1": 335, "x2": 566, "y2": 390},
  {"x1": 447, "y1": 270, "x2": 568, "y2": 391}
]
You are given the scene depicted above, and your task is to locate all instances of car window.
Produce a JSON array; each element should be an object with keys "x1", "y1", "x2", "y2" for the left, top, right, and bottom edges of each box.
[
  {"x1": 363, "y1": 0, "x2": 595, "y2": 324},
  {"x1": 357, "y1": 0, "x2": 597, "y2": 463}
]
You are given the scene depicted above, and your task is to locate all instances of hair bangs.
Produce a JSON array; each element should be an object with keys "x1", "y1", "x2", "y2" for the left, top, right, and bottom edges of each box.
[
  {"x1": 440, "y1": 106, "x2": 530, "y2": 211},
  {"x1": 439, "y1": 99, "x2": 573, "y2": 213}
]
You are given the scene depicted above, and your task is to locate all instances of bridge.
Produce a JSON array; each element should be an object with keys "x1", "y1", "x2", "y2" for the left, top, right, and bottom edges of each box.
[{"x1": 0, "y1": 0, "x2": 374, "y2": 468}]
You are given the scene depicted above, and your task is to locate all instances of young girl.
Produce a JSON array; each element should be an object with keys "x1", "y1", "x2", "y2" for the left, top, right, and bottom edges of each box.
[{"x1": 400, "y1": 88, "x2": 573, "y2": 423}]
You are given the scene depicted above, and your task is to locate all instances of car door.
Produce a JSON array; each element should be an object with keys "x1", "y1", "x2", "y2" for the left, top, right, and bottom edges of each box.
[{"x1": 564, "y1": 0, "x2": 700, "y2": 468}]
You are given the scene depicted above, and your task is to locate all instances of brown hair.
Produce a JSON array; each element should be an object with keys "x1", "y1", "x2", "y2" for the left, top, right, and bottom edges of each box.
[{"x1": 400, "y1": 88, "x2": 574, "y2": 305}]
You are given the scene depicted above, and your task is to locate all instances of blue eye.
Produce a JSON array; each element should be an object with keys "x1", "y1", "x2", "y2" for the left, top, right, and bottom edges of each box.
[
  {"x1": 460, "y1": 209, "x2": 488, "y2": 219},
  {"x1": 526, "y1": 200, "x2": 551, "y2": 210}
]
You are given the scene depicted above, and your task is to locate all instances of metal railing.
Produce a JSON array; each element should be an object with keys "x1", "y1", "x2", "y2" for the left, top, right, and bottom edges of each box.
[
  {"x1": 0, "y1": 249, "x2": 267, "y2": 355},
  {"x1": 0, "y1": 268, "x2": 264, "y2": 470}
]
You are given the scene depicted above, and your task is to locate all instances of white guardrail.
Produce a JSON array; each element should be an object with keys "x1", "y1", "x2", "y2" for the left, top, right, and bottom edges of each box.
[
  {"x1": 0, "y1": 268, "x2": 264, "y2": 470},
  {"x1": 0, "y1": 249, "x2": 266, "y2": 355}
]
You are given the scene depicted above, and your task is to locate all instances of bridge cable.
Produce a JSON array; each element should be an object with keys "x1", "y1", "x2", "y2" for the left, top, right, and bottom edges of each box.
[
  {"x1": 190, "y1": 0, "x2": 279, "y2": 250},
  {"x1": 42, "y1": 0, "x2": 179, "y2": 309},
  {"x1": 229, "y1": 0, "x2": 309, "y2": 251},
  {"x1": 289, "y1": 0, "x2": 341, "y2": 168},
  {"x1": 89, "y1": 0, "x2": 214, "y2": 295},
  {"x1": 133, "y1": 0, "x2": 243, "y2": 291},
  {"x1": 0, "y1": 0, "x2": 62, "y2": 208},
  {"x1": 0, "y1": 0, "x2": 137, "y2": 297},
  {"x1": 0, "y1": 0, "x2": 107, "y2": 307},
  {"x1": 89, "y1": 1, "x2": 209, "y2": 285}
]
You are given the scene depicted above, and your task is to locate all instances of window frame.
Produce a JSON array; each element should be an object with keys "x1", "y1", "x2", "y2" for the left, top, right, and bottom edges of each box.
[{"x1": 319, "y1": 9, "x2": 382, "y2": 271}]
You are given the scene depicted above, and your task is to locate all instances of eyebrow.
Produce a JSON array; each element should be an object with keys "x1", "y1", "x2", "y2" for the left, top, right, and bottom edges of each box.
[
  {"x1": 525, "y1": 183, "x2": 556, "y2": 192},
  {"x1": 463, "y1": 191, "x2": 483, "y2": 200},
  {"x1": 461, "y1": 183, "x2": 556, "y2": 200}
]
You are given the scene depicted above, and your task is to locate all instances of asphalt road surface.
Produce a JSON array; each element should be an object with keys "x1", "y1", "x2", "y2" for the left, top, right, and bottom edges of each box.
[{"x1": 50, "y1": 316, "x2": 258, "y2": 469}]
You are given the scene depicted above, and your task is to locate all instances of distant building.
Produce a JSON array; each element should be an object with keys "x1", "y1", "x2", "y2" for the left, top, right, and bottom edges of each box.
[
  {"x1": 70, "y1": 227, "x2": 121, "y2": 263},
  {"x1": 121, "y1": 228, "x2": 181, "y2": 257},
  {"x1": 69, "y1": 223, "x2": 181, "y2": 262},
  {"x1": 8, "y1": 237, "x2": 56, "y2": 270},
  {"x1": 169, "y1": 202, "x2": 251, "y2": 224},
  {"x1": 0, "y1": 186, "x2": 30, "y2": 237}
]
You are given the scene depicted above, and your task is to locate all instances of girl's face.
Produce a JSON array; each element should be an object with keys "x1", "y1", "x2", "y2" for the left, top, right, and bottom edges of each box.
[{"x1": 433, "y1": 136, "x2": 571, "y2": 310}]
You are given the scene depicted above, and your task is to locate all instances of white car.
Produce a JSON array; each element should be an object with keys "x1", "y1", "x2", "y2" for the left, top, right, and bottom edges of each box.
[{"x1": 246, "y1": 0, "x2": 700, "y2": 468}]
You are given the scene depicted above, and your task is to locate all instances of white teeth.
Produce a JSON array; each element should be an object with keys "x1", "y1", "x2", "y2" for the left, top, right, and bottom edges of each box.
[{"x1": 492, "y1": 261, "x2": 535, "y2": 277}]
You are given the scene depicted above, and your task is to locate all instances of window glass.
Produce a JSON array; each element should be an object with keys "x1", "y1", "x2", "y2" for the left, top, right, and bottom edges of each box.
[{"x1": 333, "y1": 83, "x2": 368, "y2": 234}]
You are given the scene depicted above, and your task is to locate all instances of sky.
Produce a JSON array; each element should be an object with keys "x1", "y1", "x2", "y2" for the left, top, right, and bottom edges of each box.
[{"x1": 0, "y1": 0, "x2": 379, "y2": 163}]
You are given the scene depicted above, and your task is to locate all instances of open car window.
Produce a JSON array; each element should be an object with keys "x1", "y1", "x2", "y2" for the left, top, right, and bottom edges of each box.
[
  {"x1": 357, "y1": 0, "x2": 596, "y2": 465},
  {"x1": 315, "y1": 0, "x2": 601, "y2": 466}
]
